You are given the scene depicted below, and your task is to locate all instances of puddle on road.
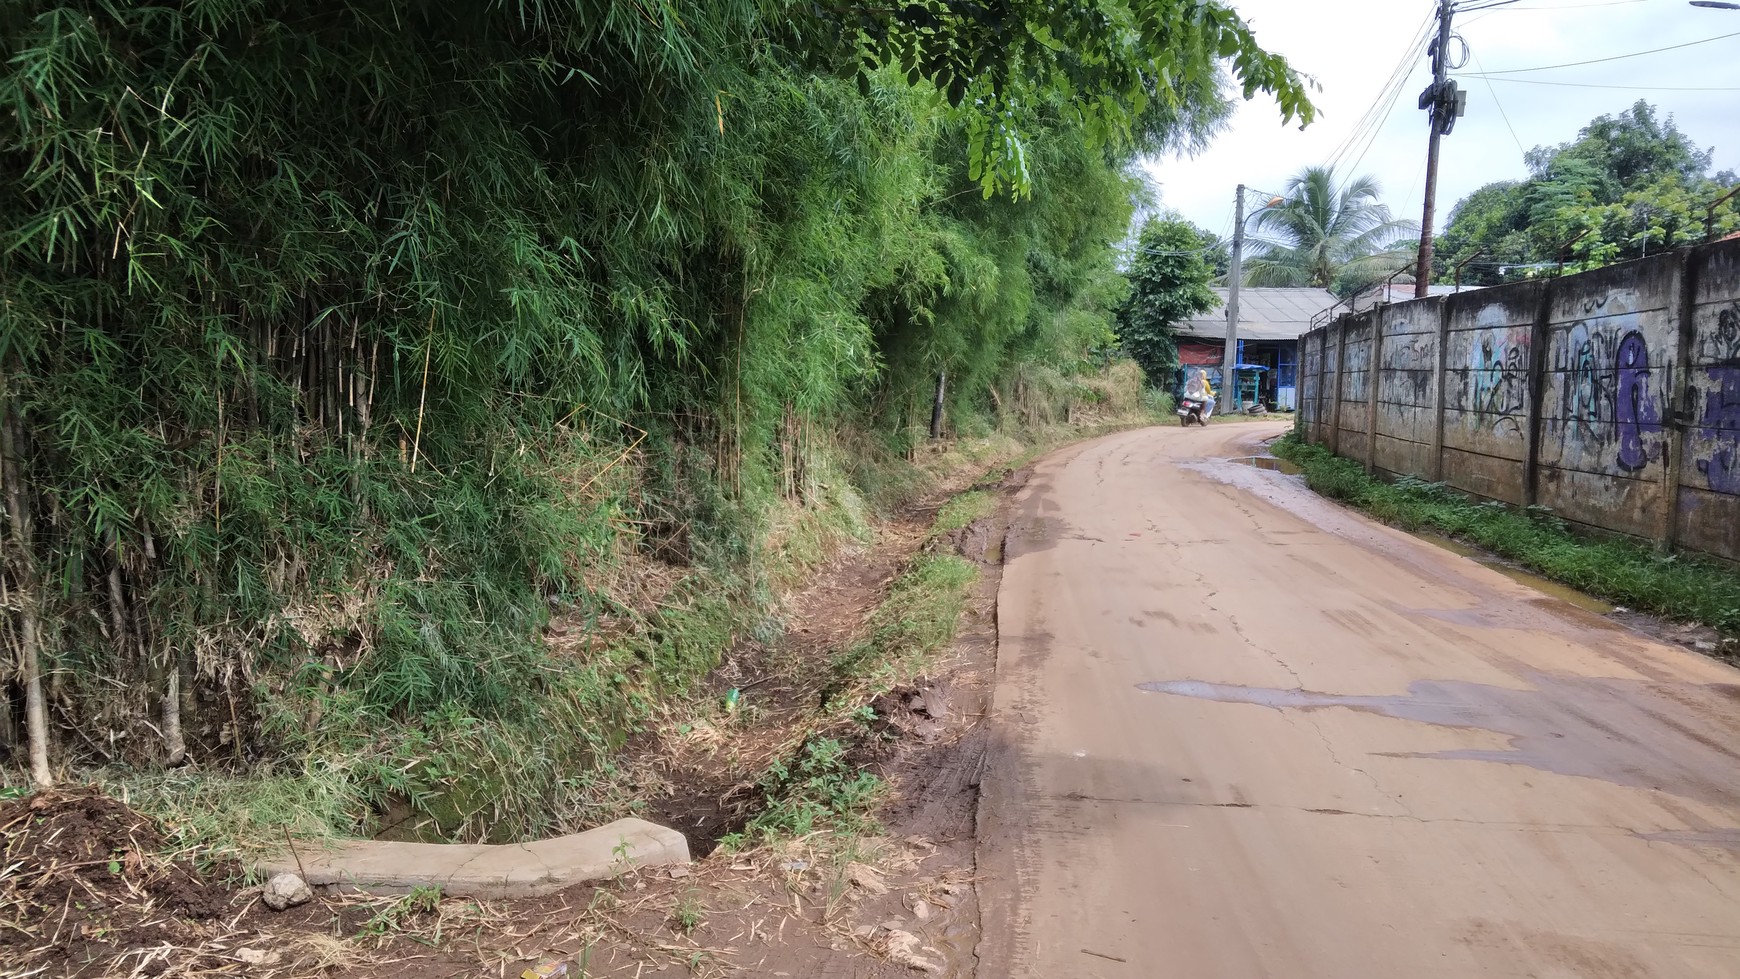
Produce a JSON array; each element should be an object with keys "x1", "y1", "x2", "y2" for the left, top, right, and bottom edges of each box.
[
  {"x1": 1232, "y1": 455, "x2": 1303, "y2": 475},
  {"x1": 1415, "y1": 533, "x2": 1614, "y2": 615},
  {"x1": 1136, "y1": 675, "x2": 1740, "y2": 809}
]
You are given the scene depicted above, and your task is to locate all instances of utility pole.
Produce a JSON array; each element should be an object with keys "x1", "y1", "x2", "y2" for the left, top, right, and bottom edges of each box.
[
  {"x1": 1224, "y1": 184, "x2": 1245, "y2": 411},
  {"x1": 1414, "y1": 0, "x2": 1462, "y2": 298}
]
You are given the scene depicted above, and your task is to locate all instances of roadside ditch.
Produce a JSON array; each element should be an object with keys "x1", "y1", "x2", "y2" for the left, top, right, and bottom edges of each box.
[{"x1": 2, "y1": 451, "x2": 1034, "y2": 978}]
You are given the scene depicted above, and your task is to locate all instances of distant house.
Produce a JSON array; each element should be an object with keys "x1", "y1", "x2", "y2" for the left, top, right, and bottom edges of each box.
[{"x1": 1176, "y1": 287, "x2": 1339, "y2": 411}]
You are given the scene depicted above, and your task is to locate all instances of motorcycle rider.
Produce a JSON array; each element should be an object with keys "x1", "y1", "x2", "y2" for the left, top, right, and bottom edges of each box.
[{"x1": 1183, "y1": 368, "x2": 1216, "y2": 420}]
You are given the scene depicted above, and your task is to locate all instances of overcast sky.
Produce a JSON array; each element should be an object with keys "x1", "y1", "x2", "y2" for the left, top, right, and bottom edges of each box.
[{"x1": 1144, "y1": 0, "x2": 1740, "y2": 241}]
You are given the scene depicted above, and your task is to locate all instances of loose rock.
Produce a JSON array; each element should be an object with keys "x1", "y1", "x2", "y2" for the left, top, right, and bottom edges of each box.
[
  {"x1": 881, "y1": 929, "x2": 944, "y2": 973},
  {"x1": 261, "y1": 872, "x2": 312, "y2": 911},
  {"x1": 847, "y1": 862, "x2": 889, "y2": 896}
]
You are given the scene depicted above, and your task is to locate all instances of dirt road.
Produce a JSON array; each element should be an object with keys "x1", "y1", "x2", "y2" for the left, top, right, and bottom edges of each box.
[{"x1": 976, "y1": 422, "x2": 1740, "y2": 978}]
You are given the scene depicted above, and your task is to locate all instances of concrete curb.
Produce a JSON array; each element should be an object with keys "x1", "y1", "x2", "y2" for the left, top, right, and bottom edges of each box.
[{"x1": 255, "y1": 818, "x2": 689, "y2": 899}]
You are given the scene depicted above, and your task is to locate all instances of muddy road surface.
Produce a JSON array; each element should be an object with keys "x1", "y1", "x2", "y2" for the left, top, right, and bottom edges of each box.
[{"x1": 977, "y1": 422, "x2": 1740, "y2": 978}]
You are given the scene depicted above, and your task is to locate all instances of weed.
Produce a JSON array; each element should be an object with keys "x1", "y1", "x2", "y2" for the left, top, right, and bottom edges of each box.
[
  {"x1": 723, "y1": 737, "x2": 883, "y2": 849},
  {"x1": 669, "y1": 889, "x2": 707, "y2": 934},
  {"x1": 358, "y1": 886, "x2": 442, "y2": 942},
  {"x1": 1273, "y1": 433, "x2": 1740, "y2": 637},
  {"x1": 609, "y1": 835, "x2": 636, "y2": 880}
]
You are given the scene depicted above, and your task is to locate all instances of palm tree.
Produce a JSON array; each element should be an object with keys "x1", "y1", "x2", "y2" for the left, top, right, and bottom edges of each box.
[{"x1": 1244, "y1": 166, "x2": 1418, "y2": 292}]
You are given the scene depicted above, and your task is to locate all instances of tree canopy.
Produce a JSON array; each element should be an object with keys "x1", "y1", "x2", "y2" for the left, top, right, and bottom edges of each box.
[
  {"x1": 1437, "y1": 101, "x2": 1738, "y2": 284},
  {"x1": 1243, "y1": 165, "x2": 1416, "y2": 295},
  {"x1": 839, "y1": 0, "x2": 1318, "y2": 196},
  {"x1": 1116, "y1": 216, "x2": 1220, "y2": 388}
]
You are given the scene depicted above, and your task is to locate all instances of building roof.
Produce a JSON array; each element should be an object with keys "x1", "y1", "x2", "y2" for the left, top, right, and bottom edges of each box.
[
  {"x1": 1178, "y1": 287, "x2": 1339, "y2": 341},
  {"x1": 1351, "y1": 282, "x2": 1482, "y2": 311}
]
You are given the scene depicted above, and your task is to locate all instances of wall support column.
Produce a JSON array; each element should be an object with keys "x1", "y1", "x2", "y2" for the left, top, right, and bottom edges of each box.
[
  {"x1": 1365, "y1": 309, "x2": 1383, "y2": 474},
  {"x1": 1317, "y1": 329, "x2": 1330, "y2": 443},
  {"x1": 1522, "y1": 282, "x2": 1554, "y2": 509},
  {"x1": 1430, "y1": 300, "x2": 1449, "y2": 482},
  {"x1": 1660, "y1": 251, "x2": 1697, "y2": 552},
  {"x1": 1329, "y1": 319, "x2": 1348, "y2": 457}
]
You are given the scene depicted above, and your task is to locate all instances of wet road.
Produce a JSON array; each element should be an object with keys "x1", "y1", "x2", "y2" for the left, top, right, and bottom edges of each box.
[{"x1": 976, "y1": 422, "x2": 1740, "y2": 978}]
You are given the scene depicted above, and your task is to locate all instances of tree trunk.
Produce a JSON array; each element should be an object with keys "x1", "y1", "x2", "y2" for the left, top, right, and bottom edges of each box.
[{"x1": 0, "y1": 389, "x2": 53, "y2": 788}]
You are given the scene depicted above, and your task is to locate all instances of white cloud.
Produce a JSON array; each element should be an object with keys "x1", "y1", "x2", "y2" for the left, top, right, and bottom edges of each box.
[{"x1": 1144, "y1": 0, "x2": 1740, "y2": 238}]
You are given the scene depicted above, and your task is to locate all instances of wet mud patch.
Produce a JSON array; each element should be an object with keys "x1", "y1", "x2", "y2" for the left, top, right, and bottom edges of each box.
[
  {"x1": 937, "y1": 517, "x2": 998, "y2": 564},
  {"x1": 1138, "y1": 674, "x2": 1740, "y2": 809}
]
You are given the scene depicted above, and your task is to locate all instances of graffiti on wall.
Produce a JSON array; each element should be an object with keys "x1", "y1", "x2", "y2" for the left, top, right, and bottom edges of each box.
[
  {"x1": 1552, "y1": 295, "x2": 1665, "y2": 472},
  {"x1": 1695, "y1": 306, "x2": 1740, "y2": 494},
  {"x1": 1471, "y1": 328, "x2": 1528, "y2": 416},
  {"x1": 1449, "y1": 307, "x2": 1530, "y2": 439},
  {"x1": 1387, "y1": 331, "x2": 1436, "y2": 405},
  {"x1": 1613, "y1": 331, "x2": 1659, "y2": 472}
]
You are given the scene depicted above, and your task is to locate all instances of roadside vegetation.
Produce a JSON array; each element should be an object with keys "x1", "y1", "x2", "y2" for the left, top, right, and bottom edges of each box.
[
  {"x1": 0, "y1": 0, "x2": 1313, "y2": 850},
  {"x1": 1436, "y1": 101, "x2": 1738, "y2": 283},
  {"x1": 1273, "y1": 433, "x2": 1740, "y2": 638}
]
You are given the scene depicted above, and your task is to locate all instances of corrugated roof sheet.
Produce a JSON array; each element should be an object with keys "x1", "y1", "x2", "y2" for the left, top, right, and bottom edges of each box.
[{"x1": 1178, "y1": 287, "x2": 1339, "y2": 341}]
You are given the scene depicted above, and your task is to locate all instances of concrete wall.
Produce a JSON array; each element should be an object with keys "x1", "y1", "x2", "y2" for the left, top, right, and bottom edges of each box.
[
  {"x1": 1297, "y1": 240, "x2": 1740, "y2": 564},
  {"x1": 1372, "y1": 298, "x2": 1442, "y2": 483},
  {"x1": 1440, "y1": 280, "x2": 1542, "y2": 505}
]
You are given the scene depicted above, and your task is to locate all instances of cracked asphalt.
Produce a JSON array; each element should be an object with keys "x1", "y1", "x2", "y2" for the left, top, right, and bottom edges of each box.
[{"x1": 974, "y1": 422, "x2": 1740, "y2": 978}]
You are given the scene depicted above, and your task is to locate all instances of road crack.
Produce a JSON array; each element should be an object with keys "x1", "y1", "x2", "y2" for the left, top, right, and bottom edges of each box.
[{"x1": 1205, "y1": 601, "x2": 1420, "y2": 820}]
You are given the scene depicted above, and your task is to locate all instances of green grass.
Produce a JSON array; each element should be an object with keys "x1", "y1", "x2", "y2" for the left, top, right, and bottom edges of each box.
[
  {"x1": 829, "y1": 555, "x2": 980, "y2": 687},
  {"x1": 1272, "y1": 433, "x2": 1740, "y2": 637},
  {"x1": 931, "y1": 490, "x2": 997, "y2": 534}
]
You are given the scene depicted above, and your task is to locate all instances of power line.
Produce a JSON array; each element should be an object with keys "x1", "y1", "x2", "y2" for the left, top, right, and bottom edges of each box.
[
  {"x1": 1466, "y1": 0, "x2": 1651, "y2": 10},
  {"x1": 1454, "y1": 0, "x2": 1524, "y2": 12},
  {"x1": 1330, "y1": 15, "x2": 1431, "y2": 161},
  {"x1": 1454, "y1": 74, "x2": 1740, "y2": 91},
  {"x1": 1467, "y1": 30, "x2": 1740, "y2": 74},
  {"x1": 1339, "y1": 74, "x2": 1414, "y2": 187},
  {"x1": 1324, "y1": 39, "x2": 1429, "y2": 198},
  {"x1": 1467, "y1": 47, "x2": 1527, "y2": 159},
  {"x1": 1320, "y1": 7, "x2": 1436, "y2": 178}
]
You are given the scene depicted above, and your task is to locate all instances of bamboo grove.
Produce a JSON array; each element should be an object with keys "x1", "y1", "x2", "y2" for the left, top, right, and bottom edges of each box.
[{"x1": 0, "y1": 1, "x2": 1309, "y2": 836}]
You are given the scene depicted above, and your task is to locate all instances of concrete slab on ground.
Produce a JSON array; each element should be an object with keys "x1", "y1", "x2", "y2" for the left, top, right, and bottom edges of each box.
[{"x1": 256, "y1": 818, "x2": 688, "y2": 899}]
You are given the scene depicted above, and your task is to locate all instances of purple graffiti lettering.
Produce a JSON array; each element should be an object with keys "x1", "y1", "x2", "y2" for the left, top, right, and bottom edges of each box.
[
  {"x1": 1697, "y1": 365, "x2": 1740, "y2": 495},
  {"x1": 1614, "y1": 331, "x2": 1660, "y2": 473}
]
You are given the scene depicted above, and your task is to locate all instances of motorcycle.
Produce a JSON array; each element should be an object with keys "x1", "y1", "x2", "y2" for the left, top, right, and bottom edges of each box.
[{"x1": 1177, "y1": 397, "x2": 1208, "y2": 426}]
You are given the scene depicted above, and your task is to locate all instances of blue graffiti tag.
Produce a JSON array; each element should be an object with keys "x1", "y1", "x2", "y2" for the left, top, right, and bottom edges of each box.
[{"x1": 1614, "y1": 331, "x2": 1660, "y2": 472}]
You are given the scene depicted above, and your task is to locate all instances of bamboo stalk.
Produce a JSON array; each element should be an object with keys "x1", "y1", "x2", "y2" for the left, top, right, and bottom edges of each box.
[
  {"x1": 214, "y1": 391, "x2": 223, "y2": 535},
  {"x1": 105, "y1": 535, "x2": 129, "y2": 663},
  {"x1": 0, "y1": 390, "x2": 53, "y2": 787},
  {"x1": 411, "y1": 309, "x2": 435, "y2": 474},
  {"x1": 163, "y1": 648, "x2": 185, "y2": 766}
]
